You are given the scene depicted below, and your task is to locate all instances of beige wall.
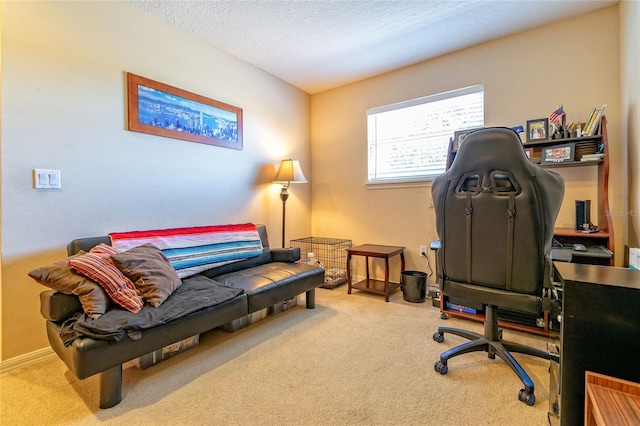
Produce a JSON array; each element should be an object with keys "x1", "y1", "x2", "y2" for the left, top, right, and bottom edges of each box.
[
  {"x1": 1, "y1": 1, "x2": 311, "y2": 360},
  {"x1": 1, "y1": 2, "x2": 634, "y2": 363},
  {"x1": 311, "y1": 6, "x2": 622, "y2": 282},
  {"x1": 0, "y1": 0, "x2": 3, "y2": 363},
  {"x1": 621, "y1": 1, "x2": 640, "y2": 248}
]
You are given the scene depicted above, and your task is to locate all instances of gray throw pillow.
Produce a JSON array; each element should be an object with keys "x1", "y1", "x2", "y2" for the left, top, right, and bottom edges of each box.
[
  {"x1": 28, "y1": 252, "x2": 111, "y2": 318},
  {"x1": 111, "y1": 243, "x2": 182, "y2": 307}
]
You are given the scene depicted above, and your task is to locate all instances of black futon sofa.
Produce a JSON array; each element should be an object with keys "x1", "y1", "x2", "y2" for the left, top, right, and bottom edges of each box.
[{"x1": 37, "y1": 224, "x2": 324, "y2": 408}]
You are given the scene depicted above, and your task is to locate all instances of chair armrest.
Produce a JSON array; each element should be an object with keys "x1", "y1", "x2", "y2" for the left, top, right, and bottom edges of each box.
[
  {"x1": 430, "y1": 240, "x2": 443, "y2": 288},
  {"x1": 271, "y1": 247, "x2": 301, "y2": 262},
  {"x1": 542, "y1": 255, "x2": 563, "y2": 318}
]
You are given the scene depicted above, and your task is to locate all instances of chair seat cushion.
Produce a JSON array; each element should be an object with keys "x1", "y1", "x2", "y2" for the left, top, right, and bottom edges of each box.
[
  {"x1": 443, "y1": 280, "x2": 542, "y2": 314},
  {"x1": 214, "y1": 262, "x2": 324, "y2": 312}
]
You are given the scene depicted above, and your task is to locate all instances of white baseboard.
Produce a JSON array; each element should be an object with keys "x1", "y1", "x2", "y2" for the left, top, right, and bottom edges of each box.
[{"x1": 0, "y1": 347, "x2": 56, "y2": 374}]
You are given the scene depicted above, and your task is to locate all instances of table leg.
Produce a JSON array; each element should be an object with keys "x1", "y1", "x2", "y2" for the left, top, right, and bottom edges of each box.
[
  {"x1": 346, "y1": 252, "x2": 353, "y2": 295},
  {"x1": 384, "y1": 255, "x2": 390, "y2": 302},
  {"x1": 365, "y1": 256, "x2": 370, "y2": 288}
]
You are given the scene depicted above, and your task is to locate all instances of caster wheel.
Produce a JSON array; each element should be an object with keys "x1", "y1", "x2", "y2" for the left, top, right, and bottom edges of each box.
[
  {"x1": 440, "y1": 313, "x2": 448, "y2": 320},
  {"x1": 518, "y1": 389, "x2": 536, "y2": 406},
  {"x1": 434, "y1": 361, "x2": 448, "y2": 375},
  {"x1": 433, "y1": 332, "x2": 444, "y2": 343}
]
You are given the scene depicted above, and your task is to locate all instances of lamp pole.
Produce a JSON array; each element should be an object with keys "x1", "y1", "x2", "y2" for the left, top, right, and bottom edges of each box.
[
  {"x1": 280, "y1": 185, "x2": 289, "y2": 248},
  {"x1": 273, "y1": 159, "x2": 307, "y2": 249}
]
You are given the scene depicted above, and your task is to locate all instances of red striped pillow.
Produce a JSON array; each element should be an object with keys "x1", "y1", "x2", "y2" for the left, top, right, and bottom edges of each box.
[{"x1": 67, "y1": 243, "x2": 144, "y2": 313}]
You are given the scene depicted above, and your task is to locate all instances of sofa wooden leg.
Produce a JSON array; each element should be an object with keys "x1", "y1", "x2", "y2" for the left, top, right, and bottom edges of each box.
[
  {"x1": 306, "y1": 289, "x2": 316, "y2": 309},
  {"x1": 99, "y1": 364, "x2": 122, "y2": 408}
]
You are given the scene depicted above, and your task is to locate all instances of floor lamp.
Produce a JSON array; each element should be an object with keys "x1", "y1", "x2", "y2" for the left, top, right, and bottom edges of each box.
[{"x1": 273, "y1": 159, "x2": 307, "y2": 248}]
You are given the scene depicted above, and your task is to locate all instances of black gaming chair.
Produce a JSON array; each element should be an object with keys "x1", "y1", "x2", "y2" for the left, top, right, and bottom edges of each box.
[{"x1": 431, "y1": 127, "x2": 564, "y2": 406}]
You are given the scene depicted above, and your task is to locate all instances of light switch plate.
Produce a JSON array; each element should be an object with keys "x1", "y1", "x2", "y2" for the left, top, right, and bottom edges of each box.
[{"x1": 33, "y1": 169, "x2": 61, "y2": 189}]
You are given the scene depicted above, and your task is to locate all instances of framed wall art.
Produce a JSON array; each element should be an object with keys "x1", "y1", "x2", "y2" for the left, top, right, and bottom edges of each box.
[
  {"x1": 541, "y1": 142, "x2": 575, "y2": 164},
  {"x1": 526, "y1": 118, "x2": 549, "y2": 142},
  {"x1": 126, "y1": 72, "x2": 243, "y2": 150}
]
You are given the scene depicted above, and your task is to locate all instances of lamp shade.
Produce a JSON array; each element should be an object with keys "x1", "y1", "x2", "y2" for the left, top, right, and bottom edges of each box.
[{"x1": 273, "y1": 159, "x2": 307, "y2": 184}]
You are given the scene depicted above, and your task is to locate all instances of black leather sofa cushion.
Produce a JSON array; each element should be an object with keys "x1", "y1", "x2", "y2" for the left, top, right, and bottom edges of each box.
[{"x1": 212, "y1": 262, "x2": 324, "y2": 312}]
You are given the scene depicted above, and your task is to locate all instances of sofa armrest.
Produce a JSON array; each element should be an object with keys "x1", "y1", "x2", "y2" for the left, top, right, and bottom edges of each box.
[
  {"x1": 40, "y1": 290, "x2": 83, "y2": 322},
  {"x1": 271, "y1": 247, "x2": 301, "y2": 262}
]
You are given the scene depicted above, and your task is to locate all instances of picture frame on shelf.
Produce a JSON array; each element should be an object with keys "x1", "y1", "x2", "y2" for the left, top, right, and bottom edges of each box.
[
  {"x1": 452, "y1": 128, "x2": 479, "y2": 151},
  {"x1": 126, "y1": 72, "x2": 243, "y2": 150},
  {"x1": 524, "y1": 147, "x2": 536, "y2": 162},
  {"x1": 526, "y1": 118, "x2": 549, "y2": 142},
  {"x1": 540, "y1": 142, "x2": 575, "y2": 164}
]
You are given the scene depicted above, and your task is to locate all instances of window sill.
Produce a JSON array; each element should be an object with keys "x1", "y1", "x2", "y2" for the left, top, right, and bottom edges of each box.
[{"x1": 366, "y1": 178, "x2": 435, "y2": 189}]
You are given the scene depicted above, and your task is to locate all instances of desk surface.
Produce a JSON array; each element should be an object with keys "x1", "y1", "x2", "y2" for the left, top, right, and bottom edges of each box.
[{"x1": 554, "y1": 262, "x2": 640, "y2": 290}]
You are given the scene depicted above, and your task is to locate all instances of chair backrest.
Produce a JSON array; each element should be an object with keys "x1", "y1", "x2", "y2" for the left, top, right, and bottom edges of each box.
[{"x1": 432, "y1": 127, "x2": 564, "y2": 295}]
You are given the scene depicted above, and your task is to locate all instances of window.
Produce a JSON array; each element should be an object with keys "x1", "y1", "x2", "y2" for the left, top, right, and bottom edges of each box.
[{"x1": 367, "y1": 85, "x2": 484, "y2": 183}]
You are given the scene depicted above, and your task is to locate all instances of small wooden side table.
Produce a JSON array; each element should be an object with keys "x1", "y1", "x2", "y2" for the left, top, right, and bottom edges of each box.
[
  {"x1": 346, "y1": 244, "x2": 405, "y2": 302},
  {"x1": 585, "y1": 371, "x2": 640, "y2": 425}
]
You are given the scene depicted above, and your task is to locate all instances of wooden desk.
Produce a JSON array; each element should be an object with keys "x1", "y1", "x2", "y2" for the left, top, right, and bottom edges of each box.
[
  {"x1": 585, "y1": 371, "x2": 640, "y2": 425},
  {"x1": 346, "y1": 244, "x2": 405, "y2": 302}
]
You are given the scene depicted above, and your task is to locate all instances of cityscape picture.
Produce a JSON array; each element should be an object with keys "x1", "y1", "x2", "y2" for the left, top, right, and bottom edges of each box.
[{"x1": 127, "y1": 73, "x2": 243, "y2": 150}]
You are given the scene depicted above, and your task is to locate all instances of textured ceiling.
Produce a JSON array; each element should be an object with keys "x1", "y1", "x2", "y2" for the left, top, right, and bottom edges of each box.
[{"x1": 131, "y1": 0, "x2": 617, "y2": 94}]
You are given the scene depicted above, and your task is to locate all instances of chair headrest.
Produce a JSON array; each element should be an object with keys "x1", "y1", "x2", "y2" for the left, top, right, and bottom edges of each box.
[{"x1": 449, "y1": 127, "x2": 534, "y2": 175}]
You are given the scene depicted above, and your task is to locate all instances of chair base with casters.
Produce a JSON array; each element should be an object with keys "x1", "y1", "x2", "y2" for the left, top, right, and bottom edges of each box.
[{"x1": 433, "y1": 305, "x2": 559, "y2": 406}]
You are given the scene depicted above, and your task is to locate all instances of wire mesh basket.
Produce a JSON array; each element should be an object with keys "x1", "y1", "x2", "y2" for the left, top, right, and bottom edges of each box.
[{"x1": 290, "y1": 236, "x2": 352, "y2": 288}]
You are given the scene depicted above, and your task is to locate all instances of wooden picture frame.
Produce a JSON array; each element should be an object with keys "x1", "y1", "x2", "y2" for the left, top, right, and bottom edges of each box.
[
  {"x1": 526, "y1": 118, "x2": 549, "y2": 142},
  {"x1": 524, "y1": 147, "x2": 535, "y2": 162},
  {"x1": 126, "y1": 73, "x2": 243, "y2": 150},
  {"x1": 541, "y1": 142, "x2": 575, "y2": 164},
  {"x1": 452, "y1": 128, "x2": 479, "y2": 151}
]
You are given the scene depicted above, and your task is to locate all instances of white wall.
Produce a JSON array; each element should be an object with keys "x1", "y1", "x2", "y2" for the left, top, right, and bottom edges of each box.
[
  {"x1": 310, "y1": 6, "x2": 622, "y2": 282},
  {"x1": 1, "y1": 1, "x2": 311, "y2": 359},
  {"x1": 620, "y1": 1, "x2": 640, "y2": 248}
]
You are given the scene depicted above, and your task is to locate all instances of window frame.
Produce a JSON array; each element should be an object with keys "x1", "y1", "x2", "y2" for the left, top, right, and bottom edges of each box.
[{"x1": 366, "y1": 85, "x2": 484, "y2": 188}]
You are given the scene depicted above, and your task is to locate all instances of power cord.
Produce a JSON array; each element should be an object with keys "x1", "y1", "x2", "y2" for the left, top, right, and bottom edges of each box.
[{"x1": 421, "y1": 248, "x2": 434, "y2": 281}]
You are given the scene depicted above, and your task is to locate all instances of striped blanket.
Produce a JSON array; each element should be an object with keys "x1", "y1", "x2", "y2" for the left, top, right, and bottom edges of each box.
[{"x1": 109, "y1": 223, "x2": 263, "y2": 278}]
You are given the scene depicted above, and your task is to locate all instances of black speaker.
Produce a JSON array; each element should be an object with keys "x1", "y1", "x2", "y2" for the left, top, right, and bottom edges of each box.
[{"x1": 575, "y1": 200, "x2": 591, "y2": 230}]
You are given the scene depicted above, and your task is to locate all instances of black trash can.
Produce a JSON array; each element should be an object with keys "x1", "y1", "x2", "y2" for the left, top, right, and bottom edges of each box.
[{"x1": 400, "y1": 270, "x2": 427, "y2": 303}]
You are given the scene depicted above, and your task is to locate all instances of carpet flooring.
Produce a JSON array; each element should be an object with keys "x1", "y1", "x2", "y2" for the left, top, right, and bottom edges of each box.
[{"x1": 0, "y1": 286, "x2": 557, "y2": 425}]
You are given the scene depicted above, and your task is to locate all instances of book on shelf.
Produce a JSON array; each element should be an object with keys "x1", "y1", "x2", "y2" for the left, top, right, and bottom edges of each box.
[
  {"x1": 583, "y1": 108, "x2": 598, "y2": 136},
  {"x1": 585, "y1": 104, "x2": 607, "y2": 136},
  {"x1": 581, "y1": 155, "x2": 604, "y2": 162},
  {"x1": 581, "y1": 153, "x2": 604, "y2": 160}
]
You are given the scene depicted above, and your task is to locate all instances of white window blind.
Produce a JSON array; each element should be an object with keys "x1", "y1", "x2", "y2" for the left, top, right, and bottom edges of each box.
[{"x1": 367, "y1": 85, "x2": 484, "y2": 183}]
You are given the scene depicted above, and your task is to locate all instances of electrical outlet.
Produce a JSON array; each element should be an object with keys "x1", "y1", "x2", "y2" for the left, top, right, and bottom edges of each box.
[
  {"x1": 419, "y1": 245, "x2": 428, "y2": 256},
  {"x1": 428, "y1": 197, "x2": 434, "y2": 208}
]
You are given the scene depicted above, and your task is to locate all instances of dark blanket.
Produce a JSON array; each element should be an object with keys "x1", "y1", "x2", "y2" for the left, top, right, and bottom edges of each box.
[{"x1": 61, "y1": 275, "x2": 243, "y2": 344}]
